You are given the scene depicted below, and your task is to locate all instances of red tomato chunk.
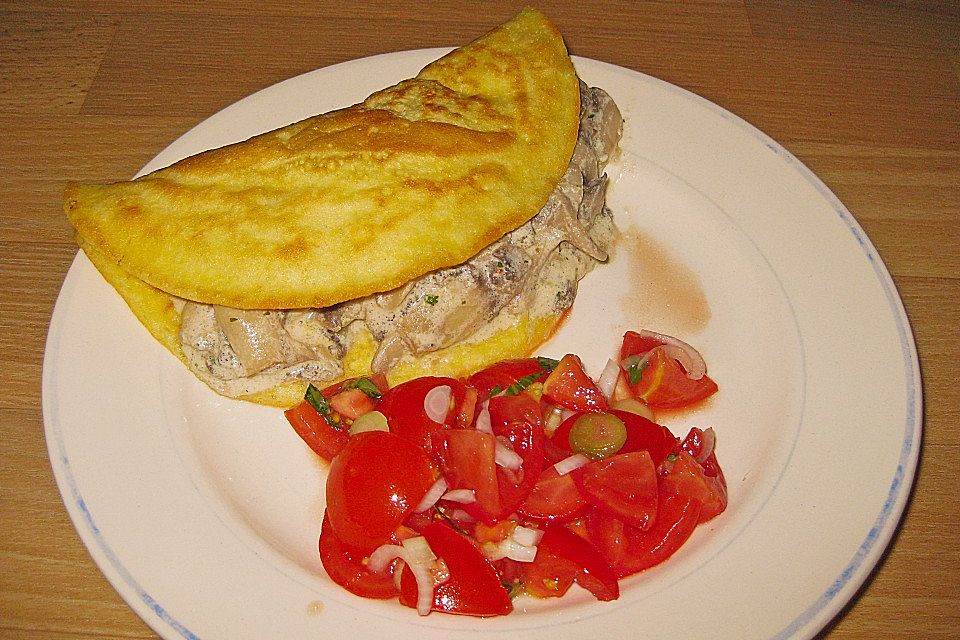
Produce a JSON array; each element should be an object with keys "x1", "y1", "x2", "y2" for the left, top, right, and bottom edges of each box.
[
  {"x1": 287, "y1": 330, "x2": 728, "y2": 617},
  {"x1": 325, "y1": 431, "x2": 438, "y2": 552}
]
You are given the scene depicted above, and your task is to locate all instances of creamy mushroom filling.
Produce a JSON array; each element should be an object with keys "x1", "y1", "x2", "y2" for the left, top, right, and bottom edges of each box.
[{"x1": 178, "y1": 84, "x2": 623, "y2": 398}]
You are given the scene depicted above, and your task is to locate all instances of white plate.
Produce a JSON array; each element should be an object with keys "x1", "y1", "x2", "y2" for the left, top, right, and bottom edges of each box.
[{"x1": 43, "y1": 51, "x2": 921, "y2": 640}]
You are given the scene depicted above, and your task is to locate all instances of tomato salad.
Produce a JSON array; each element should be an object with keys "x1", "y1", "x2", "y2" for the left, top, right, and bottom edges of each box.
[{"x1": 285, "y1": 329, "x2": 727, "y2": 617}]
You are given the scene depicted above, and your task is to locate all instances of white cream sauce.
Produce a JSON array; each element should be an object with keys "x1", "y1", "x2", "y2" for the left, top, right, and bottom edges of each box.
[{"x1": 178, "y1": 84, "x2": 624, "y2": 398}]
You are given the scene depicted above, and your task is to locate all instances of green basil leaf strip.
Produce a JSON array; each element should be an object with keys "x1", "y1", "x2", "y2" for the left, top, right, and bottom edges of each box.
[
  {"x1": 504, "y1": 370, "x2": 546, "y2": 396},
  {"x1": 536, "y1": 356, "x2": 559, "y2": 371},
  {"x1": 627, "y1": 361, "x2": 647, "y2": 385},
  {"x1": 344, "y1": 376, "x2": 382, "y2": 399},
  {"x1": 304, "y1": 384, "x2": 336, "y2": 425},
  {"x1": 620, "y1": 354, "x2": 648, "y2": 385},
  {"x1": 486, "y1": 358, "x2": 556, "y2": 399}
]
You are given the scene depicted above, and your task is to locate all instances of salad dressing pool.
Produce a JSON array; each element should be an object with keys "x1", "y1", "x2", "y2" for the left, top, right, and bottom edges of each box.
[{"x1": 618, "y1": 225, "x2": 710, "y2": 334}]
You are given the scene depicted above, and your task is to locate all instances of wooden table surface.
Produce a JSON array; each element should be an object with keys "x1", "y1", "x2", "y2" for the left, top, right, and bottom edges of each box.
[{"x1": 2, "y1": 1, "x2": 957, "y2": 638}]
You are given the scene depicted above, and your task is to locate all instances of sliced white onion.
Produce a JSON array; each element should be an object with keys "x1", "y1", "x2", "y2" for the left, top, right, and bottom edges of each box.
[
  {"x1": 482, "y1": 538, "x2": 539, "y2": 563},
  {"x1": 475, "y1": 401, "x2": 493, "y2": 433},
  {"x1": 441, "y1": 488, "x2": 477, "y2": 504},
  {"x1": 392, "y1": 559, "x2": 406, "y2": 591},
  {"x1": 369, "y1": 537, "x2": 441, "y2": 616},
  {"x1": 367, "y1": 544, "x2": 406, "y2": 573},
  {"x1": 423, "y1": 384, "x2": 452, "y2": 423},
  {"x1": 404, "y1": 558, "x2": 437, "y2": 615},
  {"x1": 412, "y1": 566, "x2": 435, "y2": 615},
  {"x1": 414, "y1": 477, "x2": 449, "y2": 512},
  {"x1": 446, "y1": 508, "x2": 476, "y2": 522},
  {"x1": 511, "y1": 525, "x2": 544, "y2": 547},
  {"x1": 502, "y1": 538, "x2": 539, "y2": 562},
  {"x1": 494, "y1": 437, "x2": 523, "y2": 470},
  {"x1": 638, "y1": 330, "x2": 707, "y2": 380},
  {"x1": 543, "y1": 404, "x2": 565, "y2": 435},
  {"x1": 596, "y1": 358, "x2": 621, "y2": 400},
  {"x1": 553, "y1": 453, "x2": 590, "y2": 476},
  {"x1": 401, "y1": 536, "x2": 437, "y2": 564},
  {"x1": 694, "y1": 427, "x2": 717, "y2": 464},
  {"x1": 620, "y1": 352, "x2": 650, "y2": 371}
]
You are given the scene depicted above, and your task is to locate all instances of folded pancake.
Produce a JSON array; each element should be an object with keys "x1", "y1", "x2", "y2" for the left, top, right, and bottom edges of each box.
[
  {"x1": 66, "y1": 9, "x2": 580, "y2": 311},
  {"x1": 64, "y1": 8, "x2": 623, "y2": 406}
]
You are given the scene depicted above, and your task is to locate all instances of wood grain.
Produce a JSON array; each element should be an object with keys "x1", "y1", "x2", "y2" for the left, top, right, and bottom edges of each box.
[{"x1": 1, "y1": 2, "x2": 957, "y2": 638}]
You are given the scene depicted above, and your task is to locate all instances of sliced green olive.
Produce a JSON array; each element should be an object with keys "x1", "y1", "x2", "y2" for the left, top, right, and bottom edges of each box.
[
  {"x1": 568, "y1": 413, "x2": 627, "y2": 459},
  {"x1": 349, "y1": 410, "x2": 389, "y2": 435}
]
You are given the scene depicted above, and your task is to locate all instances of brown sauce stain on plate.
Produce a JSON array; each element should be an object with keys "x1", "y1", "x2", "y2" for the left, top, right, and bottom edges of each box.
[{"x1": 618, "y1": 224, "x2": 710, "y2": 334}]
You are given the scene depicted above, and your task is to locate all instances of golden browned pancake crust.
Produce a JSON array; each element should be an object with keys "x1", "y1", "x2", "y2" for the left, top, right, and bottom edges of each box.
[{"x1": 64, "y1": 8, "x2": 580, "y2": 311}]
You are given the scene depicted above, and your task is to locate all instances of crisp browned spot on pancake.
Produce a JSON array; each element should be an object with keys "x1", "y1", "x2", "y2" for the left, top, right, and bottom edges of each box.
[
  {"x1": 118, "y1": 203, "x2": 143, "y2": 223},
  {"x1": 274, "y1": 235, "x2": 311, "y2": 262}
]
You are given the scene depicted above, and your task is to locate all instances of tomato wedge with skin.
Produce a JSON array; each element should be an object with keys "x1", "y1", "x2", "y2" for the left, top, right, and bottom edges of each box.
[
  {"x1": 518, "y1": 464, "x2": 587, "y2": 523},
  {"x1": 455, "y1": 384, "x2": 479, "y2": 429},
  {"x1": 611, "y1": 410, "x2": 679, "y2": 467},
  {"x1": 521, "y1": 537, "x2": 577, "y2": 598},
  {"x1": 620, "y1": 331, "x2": 666, "y2": 360},
  {"x1": 542, "y1": 354, "x2": 609, "y2": 413},
  {"x1": 449, "y1": 394, "x2": 546, "y2": 523},
  {"x1": 660, "y1": 449, "x2": 727, "y2": 522},
  {"x1": 434, "y1": 429, "x2": 502, "y2": 518},
  {"x1": 329, "y1": 387, "x2": 376, "y2": 421},
  {"x1": 488, "y1": 392, "x2": 543, "y2": 432},
  {"x1": 399, "y1": 522, "x2": 512, "y2": 617},
  {"x1": 284, "y1": 400, "x2": 349, "y2": 462},
  {"x1": 531, "y1": 524, "x2": 619, "y2": 601},
  {"x1": 549, "y1": 413, "x2": 580, "y2": 454},
  {"x1": 587, "y1": 491, "x2": 702, "y2": 578},
  {"x1": 681, "y1": 426, "x2": 725, "y2": 477},
  {"x1": 318, "y1": 512, "x2": 399, "y2": 599},
  {"x1": 620, "y1": 343, "x2": 718, "y2": 410},
  {"x1": 467, "y1": 358, "x2": 549, "y2": 399},
  {"x1": 574, "y1": 451, "x2": 659, "y2": 530},
  {"x1": 543, "y1": 435, "x2": 572, "y2": 465},
  {"x1": 288, "y1": 374, "x2": 387, "y2": 448},
  {"x1": 326, "y1": 431, "x2": 437, "y2": 552},
  {"x1": 378, "y1": 376, "x2": 469, "y2": 453},
  {"x1": 487, "y1": 394, "x2": 546, "y2": 513}
]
